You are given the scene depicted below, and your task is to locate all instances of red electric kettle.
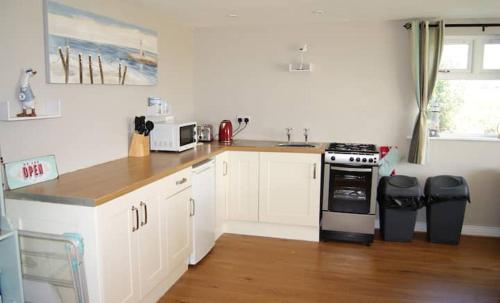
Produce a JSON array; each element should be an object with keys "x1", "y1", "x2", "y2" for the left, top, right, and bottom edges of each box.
[{"x1": 219, "y1": 120, "x2": 233, "y2": 143}]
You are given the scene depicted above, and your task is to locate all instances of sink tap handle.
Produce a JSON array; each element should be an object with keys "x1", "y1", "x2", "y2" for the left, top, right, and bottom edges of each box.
[
  {"x1": 286, "y1": 127, "x2": 293, "y2": 143},
  {"x1": 303, "y1": 128, "x2": 309, "y2": 143}
]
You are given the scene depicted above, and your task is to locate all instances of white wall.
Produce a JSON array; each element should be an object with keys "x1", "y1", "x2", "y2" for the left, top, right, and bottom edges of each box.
[
  {"x1": 0, "y1": 0, "x2": 194, "y2": 173},
  {"x1": 193, "y1": 22, "x2": 500, "y2": 227}
]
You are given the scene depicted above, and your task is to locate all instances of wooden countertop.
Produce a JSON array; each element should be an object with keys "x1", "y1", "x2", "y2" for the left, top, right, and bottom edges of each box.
[{"x1": 5, "y1": 140, "x2": 325, "y2": 207}]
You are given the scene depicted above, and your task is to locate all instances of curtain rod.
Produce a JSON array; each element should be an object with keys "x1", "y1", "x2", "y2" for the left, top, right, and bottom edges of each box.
[{"x1": 403, "y1": 23, "x2": 500, "y2": 32}]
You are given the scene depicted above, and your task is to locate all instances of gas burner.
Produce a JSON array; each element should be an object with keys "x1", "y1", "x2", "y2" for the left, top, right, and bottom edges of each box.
[
  {"x1": 327, "y1": 143, "x2": 377, "y2": 154},
  {"x1": 325, "y1": 142, "x2": 379, "y2": 166}
]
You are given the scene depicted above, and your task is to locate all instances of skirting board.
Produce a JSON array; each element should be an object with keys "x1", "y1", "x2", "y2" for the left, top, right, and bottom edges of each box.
[
  {"x1": 375, "y1": 220, "x2": 500, "y2": 238},
  {"x1": 224, "y1": 221, "x2": 319, "y2": 242},
  {"x1": 140, "y1": 262, "x2": 188, "y2": 303}
]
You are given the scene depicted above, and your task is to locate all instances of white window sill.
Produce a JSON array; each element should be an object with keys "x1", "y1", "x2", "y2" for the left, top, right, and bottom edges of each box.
[{"x1": 406, "y1": 136, "x2": 500, "y2": 142}]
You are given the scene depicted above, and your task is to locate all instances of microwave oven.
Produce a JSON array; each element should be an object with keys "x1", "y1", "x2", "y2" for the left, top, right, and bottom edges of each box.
[{"x1": 150, "y1": 122, "x2": 197, "y2": 152}]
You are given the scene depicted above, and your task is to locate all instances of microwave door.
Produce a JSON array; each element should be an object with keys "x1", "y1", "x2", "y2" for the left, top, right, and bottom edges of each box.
[{"x1": 179, "y1": 125, "x2": 196, "y2": 146}]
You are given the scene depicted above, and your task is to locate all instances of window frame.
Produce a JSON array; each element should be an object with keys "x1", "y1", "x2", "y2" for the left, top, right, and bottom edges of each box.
[
  {"x1": 439, "y1": 35, "x2": 500, "y2": 80},
  {"x1": 481, "y1": 38, "x2": 500, "y2": 72},
  {"x1": 432, "y1": 35, "x2": 500, "y2": 140},
  {"x1": 439, "y1": 38, "x2": 473, "y2": 74}
]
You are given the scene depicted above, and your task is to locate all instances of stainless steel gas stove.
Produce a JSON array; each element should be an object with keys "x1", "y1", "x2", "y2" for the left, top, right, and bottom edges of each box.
[{"x1": 321, "y1": 142, "x2": 380, "y2": 245}]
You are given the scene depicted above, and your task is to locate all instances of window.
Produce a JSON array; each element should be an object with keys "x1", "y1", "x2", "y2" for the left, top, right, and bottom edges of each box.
[
  {"x1": 429, "y1": 36, "x2": 500, "y2": 138},
  {"x1": 483, "y1": 41, "x2": 500, "y2": 70}
]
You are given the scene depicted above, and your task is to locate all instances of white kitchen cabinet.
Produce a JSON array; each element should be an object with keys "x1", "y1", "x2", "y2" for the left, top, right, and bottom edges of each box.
[
  {"x1": 137, "y1": 190, "x2": 167, "y2": 297},
  {"x1": 166, "y1": 187, "x2": 193, "y2": 268},
  {"x1": 96, "y1": 183, "x2": 168, "y2": 302},
  {"x1": 215, "y1": 152, "x2": 229, "y2": 238},
  {"x1": 96, "y1": 193, "x2": 140, "y2": 303},
  {"x1": 228, "y1": 151, "x2": 260, "y2": 222},
  {"x1": 259, "y1": 152, "x2": 321, "y2": 226},
  {"x1": 96, "y1": 168, "x2": 193, "y2": 303}
]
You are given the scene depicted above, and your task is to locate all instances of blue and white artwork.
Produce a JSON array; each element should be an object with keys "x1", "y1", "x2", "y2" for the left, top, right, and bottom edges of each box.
[{"x1": 45, "y1": 1, "x2": 158, "y2": 85}]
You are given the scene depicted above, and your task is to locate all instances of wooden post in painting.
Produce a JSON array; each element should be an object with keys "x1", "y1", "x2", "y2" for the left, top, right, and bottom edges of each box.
[
  {"x1": 121, "y1": 65, "x2": 127, "y2": 85},
  {"x1": 98, "y1": 55, "x2": 104, "y2": 84},
  {"x1": 78, "y1": 53, "x2": 83, "y2": 84},
  {"x1": 58, "y1": 47, "x2": 69, "y2": 84},
  {"x1": 118, "y1": 63, "x2": 122, "y2": 84},
  {"x1": 88, "y1": 55, "x2": 94, "y2": 84},
  {"x1": 65, "y1": 46, "x2": 69, "y2": 83}
]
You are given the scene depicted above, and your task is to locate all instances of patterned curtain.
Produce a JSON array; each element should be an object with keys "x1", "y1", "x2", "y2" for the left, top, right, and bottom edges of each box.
[{"x1": 408, "y1": 20, "x2": 445, "y2": 164}]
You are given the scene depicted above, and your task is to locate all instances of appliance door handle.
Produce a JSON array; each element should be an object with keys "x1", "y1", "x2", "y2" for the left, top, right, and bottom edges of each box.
[
  {"x1": 132, "y1": 206, "x2": 139, "y2": 232},
  {"x1": 176, "y1": 177, "x2": 187, "y2": 185},
  {"x1": 140, "y1": 201, "x2": 148, "y2": 226},
  {"x1": 193, "y1": 163, "x2": 214, "y2": 174},
  {"x1": 190, "y1": 198, "x2": 195, "y2": 217},
  {"x1": 223, "y1": 161, "x2": 228, "y2": 176},
  {"x1": 313, "y1": 163, "x2": 317, "y2": 179},
  {"x1": 331, "y1": 166, "x2": 372, "y2": 173}
]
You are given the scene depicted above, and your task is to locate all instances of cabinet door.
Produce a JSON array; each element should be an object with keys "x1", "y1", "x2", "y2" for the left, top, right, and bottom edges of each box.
[
  {"x1": 96, "y1": 196, "x2": 140, "y2": 303},
  {"x1": 259, "y1": 152, "x2": 321, "y2": 226},
  {"x1": 137, "y1": 190, "x2": 167, "y2": 297},
  {"x1": 167, "y1": 187, "x2": 192, "y2": 270},
  {"x1": 228, "y1": 152, "x2": 259, "y2": 222},
  {"x1": 215, "y1": 152, "x2": 229, "y2": 238}
]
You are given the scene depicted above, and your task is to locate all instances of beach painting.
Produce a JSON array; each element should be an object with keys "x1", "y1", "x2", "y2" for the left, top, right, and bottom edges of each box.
[{"x1": 45, "y1": 1, "x2": 158, "y2": 85}]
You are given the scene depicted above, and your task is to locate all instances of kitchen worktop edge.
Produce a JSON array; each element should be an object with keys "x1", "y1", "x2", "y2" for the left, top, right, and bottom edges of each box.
[{"x1": 5, "y1": 140, "x2": 325, "y2": 207}]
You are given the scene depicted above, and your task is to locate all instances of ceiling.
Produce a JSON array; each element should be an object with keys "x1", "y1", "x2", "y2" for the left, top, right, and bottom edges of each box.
[{"x1": 142, "y1": 0, "x2": 500, "y2": 28}]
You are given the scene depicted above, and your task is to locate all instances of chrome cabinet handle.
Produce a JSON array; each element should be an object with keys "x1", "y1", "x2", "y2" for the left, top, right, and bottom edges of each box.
[
  {"x1": 140, "y1": 201, "x2": 148, "y2": 226},
  {"x1": 176, "y1": 177, "x2": 187, "y2": 185},
  {"x1": 223, "y1": 161, "x2": 228, "y2": 176},
  {"x1": 313, "y1": 163, "x2": 317, "y2": 179},
  {"x1": 189, "y1": 198, "x2": 195, "y2": 217},
  {"x1": 132, "y1": 206, "x2": 139, "y2": 232}
]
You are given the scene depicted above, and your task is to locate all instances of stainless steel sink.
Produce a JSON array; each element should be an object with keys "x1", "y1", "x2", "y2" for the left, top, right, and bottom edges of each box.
[{"x1": 276, "y1": 143, "x2": 317, "y2": 148}]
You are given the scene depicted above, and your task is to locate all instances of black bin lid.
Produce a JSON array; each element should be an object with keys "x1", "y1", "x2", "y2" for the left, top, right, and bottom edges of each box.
[
  {"x1": 378, "y1": 175, "x2": 422, "y2": 199},
  {"x1": 424, "y1": 175, "x2": 470, "y2": 202}
]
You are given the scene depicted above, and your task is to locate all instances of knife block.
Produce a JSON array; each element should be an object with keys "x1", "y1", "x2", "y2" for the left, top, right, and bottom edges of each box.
[{"x1": 128, "y1": 133, "x2": 150, "y2": 157}]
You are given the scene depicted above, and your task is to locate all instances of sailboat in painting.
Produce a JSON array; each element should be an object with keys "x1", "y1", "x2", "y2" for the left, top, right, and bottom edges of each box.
[{"x1": 128, "y1": 40, "x2": 157, "y2": 67}]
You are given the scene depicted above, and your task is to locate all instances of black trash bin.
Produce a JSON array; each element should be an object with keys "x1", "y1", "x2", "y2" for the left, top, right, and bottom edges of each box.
[
  {"x1": 425, "y1": 175, "x2": 470, "y2": 244},
  {"x1": 377, "y1": 175, "x2": 423, "y2": 242}
]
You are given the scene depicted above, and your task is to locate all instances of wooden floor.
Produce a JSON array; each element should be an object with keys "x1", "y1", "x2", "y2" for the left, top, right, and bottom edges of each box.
[{"x1": 160, "y1": 233, "x2": 500, "y2": 303}]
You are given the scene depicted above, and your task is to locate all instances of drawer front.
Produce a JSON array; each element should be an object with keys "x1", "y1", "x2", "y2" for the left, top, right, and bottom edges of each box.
[{"x1": 163, "y1": 167, "x2": 192, "y2": 197}]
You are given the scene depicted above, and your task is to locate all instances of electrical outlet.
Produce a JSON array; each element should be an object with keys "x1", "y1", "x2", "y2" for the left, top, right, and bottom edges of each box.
[{"x1": 236, "y1": 115, "x2": 250, "y2": 123}]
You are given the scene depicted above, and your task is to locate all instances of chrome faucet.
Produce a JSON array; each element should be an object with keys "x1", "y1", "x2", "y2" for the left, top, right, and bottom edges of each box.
[
  {"x1": 303, "y1": 128, "x2": 309, "y2": 143},
  {"x1": 286, "y1": 128, "x2": 293, "y2": 143}
]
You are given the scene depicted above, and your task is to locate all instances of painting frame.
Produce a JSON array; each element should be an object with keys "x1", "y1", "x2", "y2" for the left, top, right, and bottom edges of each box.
[{"x1": 43, "y1": 0, "x2": 158, "y2": 86}]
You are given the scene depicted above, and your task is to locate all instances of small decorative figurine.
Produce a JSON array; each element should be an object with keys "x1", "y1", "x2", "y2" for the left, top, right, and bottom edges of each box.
[{"x1": 17, "y1": 68, "x2": 37, "y2": 117}]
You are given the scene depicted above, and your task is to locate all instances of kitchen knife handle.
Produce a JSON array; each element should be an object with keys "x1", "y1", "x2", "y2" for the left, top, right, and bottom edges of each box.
[
  {"x1": 132, "y1": 206, "x2": 139, "y2": 232},
  {"x1": 313, "y1": 163, "x2": 317, "y2": 179},
  {"x1": 140, "y1": 201, "x2": 148, "y2": 226}
]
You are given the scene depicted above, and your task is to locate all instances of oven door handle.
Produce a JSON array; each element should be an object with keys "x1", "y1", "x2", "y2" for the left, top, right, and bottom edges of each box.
[{"x1": 331, "y1": 166, "x2": 372, "y2": 173}]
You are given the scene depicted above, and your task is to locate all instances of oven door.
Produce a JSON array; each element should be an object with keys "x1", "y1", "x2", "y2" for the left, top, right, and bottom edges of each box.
[
  {"x1": 323, "y1": 165, "x2": 373, "y2": 215},
  {"x1": 179, "y1": 123, "x2": 197, "y2": 147}
]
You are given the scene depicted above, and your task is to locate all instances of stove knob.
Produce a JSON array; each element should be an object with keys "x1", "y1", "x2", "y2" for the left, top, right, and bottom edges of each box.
[
  {"x1": 330, "y1": 156, "x2": 336, "y2": 161},
  {"x1": 349, "y1": 157, "x2": 354, "y2": 162},
  {"x1": 356, "y1": 157, "x2": 360, "y2": 162},
  {"x1": 369, "y1": 158, "x2": 374, "y2": 163},
  {"x1": 362, "y1": 158, "x2": 367, "y2": 162}
]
